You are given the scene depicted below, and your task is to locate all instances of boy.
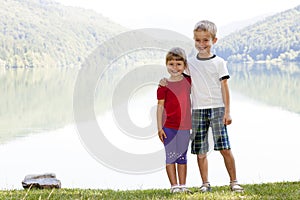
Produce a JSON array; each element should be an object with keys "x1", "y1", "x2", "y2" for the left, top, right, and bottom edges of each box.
[{"x1": 189, "y1": 20, "x2": 243, "y2": 192}]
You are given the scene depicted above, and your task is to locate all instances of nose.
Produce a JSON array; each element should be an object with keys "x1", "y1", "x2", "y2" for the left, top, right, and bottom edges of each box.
[
  {"x1": 197, "y1": 40, "x2": 204, "y2": 46},
  {"x1": 172, "y1": 64, "x2": 179, "y2": 69}
]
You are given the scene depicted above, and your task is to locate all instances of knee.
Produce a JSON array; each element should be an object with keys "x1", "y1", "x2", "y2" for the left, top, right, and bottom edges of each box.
[
  {"x1": 220, "y1": 149, "x2": 232, "y2": 157},
  {"x1": 197, "y1": 154, "x2": 207, "y2": 160}
]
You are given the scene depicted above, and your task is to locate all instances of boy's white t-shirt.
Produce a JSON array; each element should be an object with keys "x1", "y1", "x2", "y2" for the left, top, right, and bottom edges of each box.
[{"x1": 188, "y1": 54, "x2": 229, "y2": 109}]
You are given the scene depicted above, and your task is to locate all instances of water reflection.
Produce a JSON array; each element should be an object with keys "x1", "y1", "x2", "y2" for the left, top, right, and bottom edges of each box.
[
  {"x1": 0, "y1": 68, "x2": 77, "y2": 143},
  {"x1": 1, "y1": 61, "x2": 300, "y2": 189},
  {"x1": 229, "y1": 62, "x2": 300, "y2": 113},
  {"x1": 1, "y1": 62, "x2": 300, "y2": 143}
]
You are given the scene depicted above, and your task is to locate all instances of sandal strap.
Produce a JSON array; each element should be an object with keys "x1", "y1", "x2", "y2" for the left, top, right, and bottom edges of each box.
[{"x1": 231, "y1": 183, "x2": 244, "y2": 192}]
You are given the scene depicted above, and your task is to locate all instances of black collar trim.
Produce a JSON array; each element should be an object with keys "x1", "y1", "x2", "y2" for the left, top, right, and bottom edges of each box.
[{"x1": 197, "y1": 54, "x2": 216, "y2": 60}]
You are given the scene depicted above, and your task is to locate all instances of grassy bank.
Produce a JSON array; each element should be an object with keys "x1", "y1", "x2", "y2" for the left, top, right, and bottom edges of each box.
[{"x1": 0, "y1": 181, "x2": 299, "y2": 200}]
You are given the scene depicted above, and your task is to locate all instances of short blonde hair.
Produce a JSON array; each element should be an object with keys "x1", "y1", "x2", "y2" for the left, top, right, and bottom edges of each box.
[
  {"x1": 165, "y1": 47, "x2": 187, "y2": 66},
  {"x1": 194, "y1": 20, "x2": 217, "y2": 39}
]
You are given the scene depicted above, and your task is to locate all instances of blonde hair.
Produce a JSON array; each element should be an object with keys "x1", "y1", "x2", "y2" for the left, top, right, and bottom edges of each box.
[
  {"x1": 194, "y1": 20, "x2": 217, "y2": 39},
  {"x1": 165, "y1": 47, "x2": 187, "y2": 66}
]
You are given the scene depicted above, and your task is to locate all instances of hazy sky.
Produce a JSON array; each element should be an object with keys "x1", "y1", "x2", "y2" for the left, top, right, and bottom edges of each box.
[{"x1": 56, "y1": 0, "x2": 300, "y2": 37}]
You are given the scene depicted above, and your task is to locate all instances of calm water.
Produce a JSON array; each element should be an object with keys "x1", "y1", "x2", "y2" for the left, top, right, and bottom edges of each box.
[{"x1": 0, "y1": 62, "x2": 300, "y2": 189}]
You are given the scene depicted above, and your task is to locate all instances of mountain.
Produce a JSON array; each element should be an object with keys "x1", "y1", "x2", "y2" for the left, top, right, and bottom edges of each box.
[
  {"x1": 0, "y1": 0, "x2": 126, "y2": 68},
  {"x1": 214, "y1": 5, "x2": 300, "y2": 62},
  {"x1": 218, "y1": 14, "x2": 271, "y2": 38},
  {"x1": 2, "y1": 0, "x2": 300, "y2": 67}
]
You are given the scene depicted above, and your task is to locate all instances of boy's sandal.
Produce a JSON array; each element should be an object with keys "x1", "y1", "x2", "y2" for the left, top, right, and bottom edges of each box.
[
  {"x1": 230, "y1": 183, "x2": 244, "y2": 192},
  {"x1": 199, "y1": 184, "x2": 212, "y2": 192}
]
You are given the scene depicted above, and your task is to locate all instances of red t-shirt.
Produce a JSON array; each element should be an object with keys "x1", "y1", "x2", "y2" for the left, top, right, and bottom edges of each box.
[{"x1": 157, "y1": 75, "x2": 192, "y2": 130}]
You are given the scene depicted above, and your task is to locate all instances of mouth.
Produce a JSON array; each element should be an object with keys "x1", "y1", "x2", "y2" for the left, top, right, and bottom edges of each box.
[{"x1": 198, "y1": 46, "x2": 207, "y2": 51}]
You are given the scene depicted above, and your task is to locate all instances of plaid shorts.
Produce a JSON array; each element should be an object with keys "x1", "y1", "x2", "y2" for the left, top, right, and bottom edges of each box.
[{"x1": 191, "y1": 107, "x2": 231, "y2": 154}]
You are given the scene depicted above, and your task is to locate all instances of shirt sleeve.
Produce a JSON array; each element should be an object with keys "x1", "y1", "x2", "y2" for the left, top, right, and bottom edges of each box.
[
  {"x1": 218, "y1": 59, "x2": 230, "y2": 81},
  {"x1": 157, "y1": 86, "x2": 166, "y2": 100}
]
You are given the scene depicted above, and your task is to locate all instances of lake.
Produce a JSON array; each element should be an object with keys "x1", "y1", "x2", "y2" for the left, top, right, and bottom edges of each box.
[{"x1": 0, "y1": 61, "x2": 300, "y2": 190}]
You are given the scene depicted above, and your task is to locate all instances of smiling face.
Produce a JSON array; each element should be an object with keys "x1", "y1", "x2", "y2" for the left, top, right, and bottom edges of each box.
[
  {"x1": 165, "y1": 47, "x2": 187, "y2": 80},
  {"x1": 193, "y1": 30, "x2": 217, "y2": 58},
  {"x1": 166, "y1": 59, "x2": 186, "y2": 79}
]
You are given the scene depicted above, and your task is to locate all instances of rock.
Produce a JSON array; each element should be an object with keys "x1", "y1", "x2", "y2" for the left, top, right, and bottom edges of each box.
[{"x1": 22, "y1": 173, "x2": 61, "y2": 189}]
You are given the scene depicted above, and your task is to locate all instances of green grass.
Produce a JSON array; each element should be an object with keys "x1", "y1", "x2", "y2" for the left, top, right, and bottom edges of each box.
[{"x1": 0, "y1": 182, "x2": 299, "y2": 200}]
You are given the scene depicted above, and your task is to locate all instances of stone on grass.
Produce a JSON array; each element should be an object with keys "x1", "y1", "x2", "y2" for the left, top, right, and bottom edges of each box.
[{"x1": 22, "y1": 173, "x2": 61, "y2": 189}]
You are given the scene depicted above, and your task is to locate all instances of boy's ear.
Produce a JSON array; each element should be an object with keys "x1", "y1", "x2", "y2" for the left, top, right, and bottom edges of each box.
[{"x1": 213, "y1": 37, "x2": 218, "y2": 44}]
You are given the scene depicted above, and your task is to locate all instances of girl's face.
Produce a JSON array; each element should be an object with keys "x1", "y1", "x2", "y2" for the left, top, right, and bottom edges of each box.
[
  {"x1": 194, "y1": 30, "x2": 217, "y2": 58},
  {"x1": 166, "y1": 59, "x2": 185, "y2": 78}
]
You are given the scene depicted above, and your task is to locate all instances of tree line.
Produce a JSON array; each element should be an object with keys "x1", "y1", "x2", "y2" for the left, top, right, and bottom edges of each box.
[
  {"x1": 0, "y1": 0, "x2": 126, "y2": 68},
  {"x1": 215, "y1": 5, "x2": 300, "y2": 63},
  {"x1": 1, "y1": 0, "x2": 300, "y2": 68}
]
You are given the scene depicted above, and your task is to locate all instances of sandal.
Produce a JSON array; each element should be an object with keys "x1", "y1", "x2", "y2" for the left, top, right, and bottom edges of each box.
[
  {"x1": 180, "y1": 187, "x2": 192, "y2": 194},
  {"x1": 230, "y1": 182, "x2": 244, "y2": 192},
  {"x1": 199, "y1": 183, "x2": 212, "y2": 192},
  {"x1": 170, "y1": 186, "x2": 181, "y2": 193}
]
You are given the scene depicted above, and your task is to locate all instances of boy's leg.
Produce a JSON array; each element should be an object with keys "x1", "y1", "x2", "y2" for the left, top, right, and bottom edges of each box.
[
  {"x1": 166, "y1": 164, "x2": 178, "y2": 186},
  {"x1": 221, "y1": 150, "x2": 244, "y2": 192},
  {"x1": 220, "y1": 149, "x2": 236, "y2": 182},
  {"x1": 191, "y1": 109, "x2": 210, "y2": 186},
  {"x1": 197, "y1": 153, "x2": 208, "y2": 183},
  {"x1": 210, "y1": 107, "x2": 234, "y2": 180},
  {"x1": 210, "y1": 108, "x2": 243, "y2": 191}
]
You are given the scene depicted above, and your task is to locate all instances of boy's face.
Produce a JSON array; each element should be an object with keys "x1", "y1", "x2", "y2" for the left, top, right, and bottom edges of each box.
[
  {"x1": 193, "y1": 30, "x2": 217, "y2": 58},
  {"x1": 166, "y1": 59, "x2": 185, "y2": 78}
]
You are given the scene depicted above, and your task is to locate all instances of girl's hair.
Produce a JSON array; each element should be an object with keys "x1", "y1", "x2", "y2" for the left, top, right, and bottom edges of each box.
[
  {"x1": 165, "y1": 47, "x2": 187, "y2": 66},
  {"x1": 194, "y1": 20, "x2": 217, "y2": 39}
]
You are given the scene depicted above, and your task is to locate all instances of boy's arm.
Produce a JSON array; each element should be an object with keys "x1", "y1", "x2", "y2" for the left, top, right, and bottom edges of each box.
[
  {"x1": 157, "y1": 99, "x2": 167, "y2": 142},
  {"x1": 221, "y1": 79, "x2": 232, "y2": 125},
  {"x1": 185, "y1": 66, "x2": 191, "y2": 76},
  {"x1": 159, "y1": 78, "x2": 167, "y2": 87}
]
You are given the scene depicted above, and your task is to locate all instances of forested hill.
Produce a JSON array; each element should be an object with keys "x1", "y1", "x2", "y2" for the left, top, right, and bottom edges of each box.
[
  {"x1": 214, "y1": 5, "x2": 300, "y2": 63},
  {"x1": 0, "y1": 0, "x2": 126, "y2": 68},
  {"x1": 3, "y1": 0, "x2": 300, "y2": 67}
]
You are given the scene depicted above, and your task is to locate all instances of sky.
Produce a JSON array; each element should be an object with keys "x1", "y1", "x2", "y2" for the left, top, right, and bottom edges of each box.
[{"x1": 55, "y1": 0, "x2": 300, "y2": 37}]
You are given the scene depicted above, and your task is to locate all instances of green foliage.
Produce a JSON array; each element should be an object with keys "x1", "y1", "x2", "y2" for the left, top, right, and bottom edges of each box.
[
  {"x1": 215, "y1": 5, "x2": 300, "y2": 62},
  {"x1": 0, "y1": 0, "x2": 126, "y2": 68},
  {"x1": 1, "y1": 182, "x2": 299, "y2": 199}
]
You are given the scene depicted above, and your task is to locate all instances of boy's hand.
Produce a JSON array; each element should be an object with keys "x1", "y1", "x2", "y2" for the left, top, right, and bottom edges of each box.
[
  {"x1": 158, "y1": 129, "x2": 167, "y2": 143},
  {"x1": 159, "y1": 78, "x2": 168, "y2": 87},
  {"x1": 223, "y1": 113, "x2": 232, "y2": 125}
]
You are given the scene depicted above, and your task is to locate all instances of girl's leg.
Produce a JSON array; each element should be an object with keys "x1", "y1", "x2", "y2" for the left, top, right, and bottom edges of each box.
[
  {"x1": 166, "y1": 164, "x2": 177, "y2": 186},
  {"x1": 176, "y1": 130, "x2": 190, "y2": 186},
  {"x1": 163, "y1": 128, "x2": 178, "y2": 186},
  {"x1": 177, "y1": 164, "x2": 187, "y2": 185}
]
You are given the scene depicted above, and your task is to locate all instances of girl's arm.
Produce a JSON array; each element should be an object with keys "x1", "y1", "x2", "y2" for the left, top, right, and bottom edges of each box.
[{"x1": 156, "y1": 99, "x2": 167, "y2": 142}]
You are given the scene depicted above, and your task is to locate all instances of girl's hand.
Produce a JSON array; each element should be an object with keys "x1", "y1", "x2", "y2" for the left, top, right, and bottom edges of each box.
[{"x1": 158, "y1": 129, "x2": 167, "y2": 143}]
